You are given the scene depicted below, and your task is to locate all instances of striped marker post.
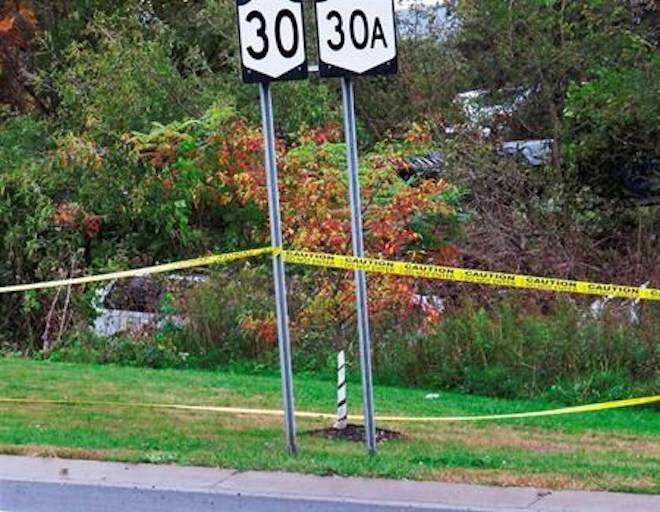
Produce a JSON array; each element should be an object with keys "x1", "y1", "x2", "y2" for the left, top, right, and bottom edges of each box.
[{"x1": 334, "y1": 351, "x2": 348, "y2": 430}]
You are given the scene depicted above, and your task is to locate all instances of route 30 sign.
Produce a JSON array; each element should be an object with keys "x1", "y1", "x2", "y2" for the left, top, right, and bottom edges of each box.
[
  {"x1": 236, "y1": 0, "x2": 308, "y2": 83},
  {"x1": 315, "y1": 0, "x2": 398, "y2": 77}
]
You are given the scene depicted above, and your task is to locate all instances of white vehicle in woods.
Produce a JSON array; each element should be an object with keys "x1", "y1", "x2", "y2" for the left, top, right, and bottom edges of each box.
[
  {"x1": 454, "y1": 88, "x2": 534, "y2": 136},
  {"x1": 394, "y1": 89, "x2": 554, "y2": 183},
  {"x1": 453, "y1": 88, "x2": 555, "y2": 167}
]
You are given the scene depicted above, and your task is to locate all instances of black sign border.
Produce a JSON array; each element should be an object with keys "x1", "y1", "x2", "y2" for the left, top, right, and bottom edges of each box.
[
  {"x1": 314, "y1": 0, "x2": 399, "y2": 78},
  {"x1": 236, "y1": 0, "x2": 309, "y2": 84}
]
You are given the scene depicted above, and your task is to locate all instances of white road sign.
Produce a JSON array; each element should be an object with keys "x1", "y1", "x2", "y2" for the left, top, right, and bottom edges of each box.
[
  {"x1": 315, "y1": 0, "x2": 398, "y2": 77},
  {"x1": 236, "y1": 0, "x2": 308, "y2": 83}
]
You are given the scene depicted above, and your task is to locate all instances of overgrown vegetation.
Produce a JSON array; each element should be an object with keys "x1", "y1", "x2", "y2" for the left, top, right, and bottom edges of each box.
[
  {"x1": 0, "y1": 1, "x2": 658, "y2": 405},
  {"x1": 48, "y1": 278, "x2": 659, "y2": 405}
]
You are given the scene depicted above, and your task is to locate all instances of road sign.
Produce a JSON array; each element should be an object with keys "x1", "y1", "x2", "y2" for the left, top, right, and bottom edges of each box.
[
  {"x1": 236, "y1": 0, "x2": 308, "y2": 83},
  {"x1": 315, "y1": 0, "x2": 398, "y2": 77}
]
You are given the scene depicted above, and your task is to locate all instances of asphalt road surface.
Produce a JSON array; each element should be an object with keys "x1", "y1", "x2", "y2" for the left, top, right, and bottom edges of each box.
[
  {"x1": 4, "y1": 479, "x2": 464, "y2": 512},
  {"x1": 2, "y1": 456, "x2": 659, "y2": 512}
]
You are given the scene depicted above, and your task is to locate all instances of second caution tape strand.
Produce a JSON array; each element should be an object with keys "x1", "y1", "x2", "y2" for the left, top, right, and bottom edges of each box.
[{"x1": 0, "y1": 395, "x2": 657, "y2": 423}]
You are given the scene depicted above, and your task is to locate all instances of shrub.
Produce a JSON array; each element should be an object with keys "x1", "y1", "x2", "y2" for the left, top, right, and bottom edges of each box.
[
  {"x1": 180, "y1": 265, "x2": 276, "y2": 366},
  {"x1": 439, "y1": 132, "x2": 658, "y2": 298},
  {"x1": 49, "y1": 328, "x2": 187, "y2": 369},
  {"x1": 0, "y1": 114, "x2": 85, "y2": 352},
  {"x1": 377, "y1": 299, "x2": 660, "y2": 403},
  {"x1": 48, "y1": 296, "x2": 659, "y2": 404},
  {"x1": 0, "y1": 101, "x2": 270, "y2": 351},
  {"x1": 52, "y1": 13, "x2": 219, "y2": 141},
  {"x1": 217, "y1": 122, "x2": 465, "y2": 352},
  {"x1": 563, "y1": 55, "x2": 660, "y2": 198}
]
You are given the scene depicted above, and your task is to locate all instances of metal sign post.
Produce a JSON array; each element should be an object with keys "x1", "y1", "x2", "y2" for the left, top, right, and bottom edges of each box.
[
  {"x1": 315, "y1": 0, "x2": 399, "y2": 455},
  {"x1": 236, "y1": 0, "x2": 310, "y2": 456},
  {"x1": 259, "y1": 82, "x2": 297, "y2": 455},
  {"x1": 341, "y1": 76, "x2": 377, "y2": 454},
  {"x1": 236, "y1": 0, "x2": 398, "y2": 456}
]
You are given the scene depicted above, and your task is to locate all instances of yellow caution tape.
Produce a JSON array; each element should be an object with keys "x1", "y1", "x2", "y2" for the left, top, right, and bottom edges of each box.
[
  {"x1": 0, "y1": 395, "x2": 657, "y2": 423},
  {"x1": 370, "y1": 394, "x2": 660, "y2": 423},
  {"x1": 0, "y1": 247, "x2": 273, "y2": 295},
  {"x1": 0, "y1": 247, "x2": 657, "y2": 301},
  {"x1": 283, "y1": 251, "x2": 660, "y2": 301}
]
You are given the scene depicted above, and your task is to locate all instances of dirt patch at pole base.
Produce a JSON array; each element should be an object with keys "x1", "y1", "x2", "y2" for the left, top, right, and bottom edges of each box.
[{"x1": 306, "y1": 424, "x2": 404, "y2": 443}]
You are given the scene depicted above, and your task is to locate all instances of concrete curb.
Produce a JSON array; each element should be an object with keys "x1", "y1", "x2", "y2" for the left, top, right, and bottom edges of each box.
[{"x1": 1, "y1": 455, "x2": 658, "y2": 512}]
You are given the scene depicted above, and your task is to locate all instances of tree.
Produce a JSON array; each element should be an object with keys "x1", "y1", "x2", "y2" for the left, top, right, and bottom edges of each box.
[
  {"x1": 0, "y1": 0, "x2": 42, "y2": 111},
  {"x1": 451, "y1": 0, "x2": 658, "y2": 193},
  {"x1": 216, "y1": 121, "x2": 464, "y2": 348},
  {"x1": 355, "y1": 2, "x2": 468, "y2": 141}
]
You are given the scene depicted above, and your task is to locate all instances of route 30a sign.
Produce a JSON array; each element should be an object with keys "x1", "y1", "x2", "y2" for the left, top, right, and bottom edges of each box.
[
  {"x1": 315, "y1": 0, "x2": 398, "y2": 77},
  {"x1": 236, "y1": 0, "x2": 308, "y2": 83}
]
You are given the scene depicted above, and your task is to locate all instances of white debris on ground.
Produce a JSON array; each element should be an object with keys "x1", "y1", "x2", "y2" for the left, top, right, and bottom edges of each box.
[
  {"x1": 587, "y1": 282, "x2": 649, "y2": 325},
  {"x1": 412, "y1": 293, "x2": 446, "y2": 316},
  {"x1": 92, "y1": 275, "x2": 206, "y2": 337},
  {"x1": 497, "y1": 139, "x2": 553, "y2": 167}
]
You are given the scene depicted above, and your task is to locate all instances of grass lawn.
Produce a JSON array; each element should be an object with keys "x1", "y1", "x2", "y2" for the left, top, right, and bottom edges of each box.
[{"x1": 0, "y1": 358, "x2": 658, "y2": 493}]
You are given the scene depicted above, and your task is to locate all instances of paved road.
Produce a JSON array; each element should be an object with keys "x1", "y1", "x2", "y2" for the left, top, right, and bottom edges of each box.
[
  {"x1": 1, "y1": 456, "x2": 659, "y2": 512},
  {"x1": 4, "y1": 480, "x2": 474, "y2": 512}
]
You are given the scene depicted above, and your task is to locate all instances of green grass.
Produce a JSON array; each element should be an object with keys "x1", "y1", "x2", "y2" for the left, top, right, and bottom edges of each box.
[{"x1": 0, "y1": 358, "x2": 658, "y2": 493}]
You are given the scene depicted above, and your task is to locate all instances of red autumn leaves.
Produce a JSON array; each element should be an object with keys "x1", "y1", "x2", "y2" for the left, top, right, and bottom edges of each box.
[
  {"x1": 54, "y1": 202, "x2": 102, "y2": 240},
  {"x1": 217, "y1": 121, "x2": 460, "y2": 340}
]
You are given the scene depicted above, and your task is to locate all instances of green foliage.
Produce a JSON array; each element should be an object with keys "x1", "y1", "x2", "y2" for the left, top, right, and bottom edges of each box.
[
  {"x1": 50, "y1": 264, "x2": 277, "y2": 370},
  {"x1": 230, "y1": 77, "x2": 342, "y2": 139},
  {"x1": 48, "y1": 295, "x2": 660, "y2": 405},
  {"x1": 272, "y1": 80, "x2": 342, "y2": 137},
  {"x1": 0, "y1": 115, "x2": 50, "y2": 169},
  {"x1": 375, "y1": 300, "x2": 659, "y2": 403},
  {"x1": 563, "y1": 54, "x2": 660, "y2": 195},
  {"x1": 0, "y1": 115, "x2": 83, "y2": 351},
  {"x1": 36, "y1": 1, "x2": 142, "y2": 58},
  {"x1": 48, "y1": 329, "x2": 187, "y2": 369},
  {"x1": 452, "y1": 0, "x2": 658, "y2": 173},
  {"x1": 149, "y1": 0, "x2": 239, "y2": 74},
  {"x1": 180, "y1": 266, "x2": 276, "y2": 366},
  {"x1": 0, "y1": 101, "x2": 268, "y2": 350},
  {"x1": 52, "y1": 14, "x2": 219, "y2": 140}
]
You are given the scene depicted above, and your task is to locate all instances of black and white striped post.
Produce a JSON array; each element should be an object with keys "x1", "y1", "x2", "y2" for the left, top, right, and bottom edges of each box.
[{"x1": 334, "y1": 350, "x2": 348, "y2": 430}]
